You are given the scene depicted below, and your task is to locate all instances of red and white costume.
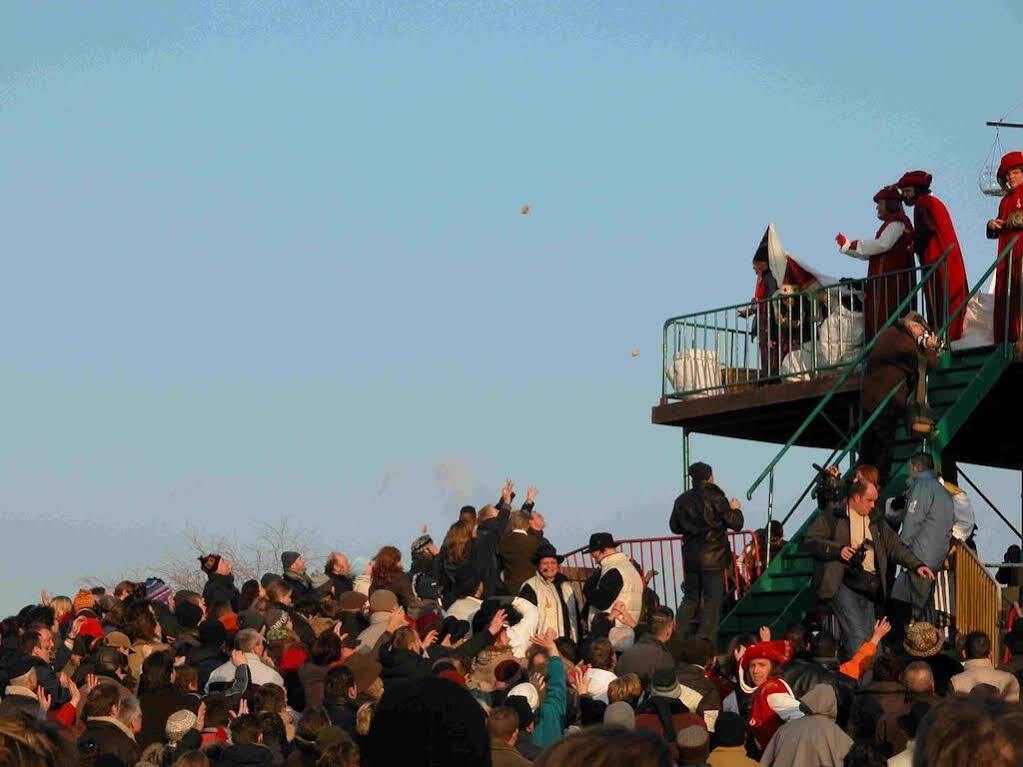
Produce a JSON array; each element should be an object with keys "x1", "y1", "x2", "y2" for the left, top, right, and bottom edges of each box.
[
  {"x1": 897, "y1": 171, "x2": 969, "y2": 340},
  {"x1": 838, "y1": 187, "x2": 916, "y2": 340},
  {"x1": 739, "y1": 640, "x2": 802, "y2": 751},
  {"x1": 988, "y1": 151, "x2": 1023, "y2": 343}
]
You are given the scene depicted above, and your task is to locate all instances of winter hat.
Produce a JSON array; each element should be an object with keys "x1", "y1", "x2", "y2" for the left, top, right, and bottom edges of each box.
[
  {"x1": 676, "y1": 726, "x2": 710, "y2": 760},
  {"x1": 494, "y1": 659, "x2": 524, "y2": 687},
  {"x1": 175, "y1": 602, "x2": 203, "y2": 630},
  {"x1": 368, "y1": 590, "x2": 398, "y2": 614},
  {"x1": 608, "y1": 626, "x2": 635, "y2": 652},
  {"x1": 603, "y1": 701, "x2": 636, "y2": 730},
  {"x1": 651, "y1": 668, "x2": 682, "y2": 699},
  {"x1": 504, "y1": 695, "x2": 534, "y2": 729},
  {"x1": 7, "y1": 655, "x2": 37, "y2": 682},
  {"x1": 279, "y1": 645, "x2": 308, "y2": 673},
  {"x1": 219, "y1": 612, "x2": 238, "y2": 634},
  {"x1": 165, "y1": 710, "x2": 197, "y2": 742},
  {"x1": 904, "y1": 622, "x2": 943, "y2": 657},
  {"x1": 76, "y1": 618, "x2": 105, "y2": 642},
  {"x1": 506, "y1": 682, "x2": 540, "y2": 711},
  {"x1": 411, "y1": 535, "x2": 434, "y2": 558},
  {"x1": 145, "y1": 578, "x2": 173, "y2": 606},
  {"x1": 366, "y1": 676, "x2": 489, "y2": 767},
  {"x1": 338, "y1": 592, "x2": 368, "y2": 611},
  {"x1": 198, "y1": 619, "x2": 227, "y2": 647},
  {"x1": 73, "y1": 589, "x2": 96, "y2": 614},
  {"x1": 199, "y1": 554, "x2": 222, "y2": 575},
  {"x1": 343, "y1": 654, "x2": 382, "y2": 693},
  {"x1": 281, "y1": 551, "x2": 301, "y2": 570},
  {"x1": 713, "y1": 711, "x2": 747, "y2": 747},
  {"x1": 232, "y1": 610, "x2": 260, "y2": 632},
  {"x1": 688, "y1": 462, "x2": 713, "y2": 482},
  {"x1": 740, "y1": 640, "x2": 793, "y2": 668}
]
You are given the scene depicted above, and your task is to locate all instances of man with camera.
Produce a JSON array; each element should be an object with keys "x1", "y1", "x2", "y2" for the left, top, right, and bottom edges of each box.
[{"x1": 805, "y1": 478, "x2": 936, "y2": 654}]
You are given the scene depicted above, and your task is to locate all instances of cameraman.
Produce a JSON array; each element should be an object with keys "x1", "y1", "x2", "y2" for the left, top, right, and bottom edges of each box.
[{"x1": 805, "y1": 478, "x2": 935, "y2": 655}]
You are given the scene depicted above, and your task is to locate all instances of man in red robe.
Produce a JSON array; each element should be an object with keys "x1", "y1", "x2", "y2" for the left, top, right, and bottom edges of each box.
[
  {"x1": 836, "y1": 185, "x2": 916, "y2": 340},
  {"x1": 896, "y1": 170, "x2": 969, "y2": 340},
  {"x1": 987, "y1": 151, "x2": 1023, "y2": 347}
]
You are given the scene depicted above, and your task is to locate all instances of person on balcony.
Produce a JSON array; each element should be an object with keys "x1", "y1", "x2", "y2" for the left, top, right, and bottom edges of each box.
[
  {"x1": 669, "y1": 462, "x2": 744, "y2": 642},
  {"x1": 987, "y1": 150, "x2": 1023, "y2": 349},
  {"x1": 835, "y1": 185, "x2": 916, "y2": 340},
  {"x1": 804, "y1": 479, "x2": 935, "y2": 656},
  {"x1": 858, "y1": 312, "x2": 939, "y2": 487},
  {"x1": 581, "y1": 532, "x2": 644, "y2": 628},
  {"x1": 888, "y1": 454, "x2": 955, "y2": 628},
  {"x1": 737, "y1": 244, "x2": 780, "y2": 378},
  {"x1": 895, "y1": 170, "x2": 969, "y2": 340}
]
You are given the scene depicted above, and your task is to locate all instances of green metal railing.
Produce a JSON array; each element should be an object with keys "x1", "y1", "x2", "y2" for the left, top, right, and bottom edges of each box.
[
  {"x1": 745, "y1": 249, "x2": 953, "y2": 500},
  {"x1": 662, "y1": 266, "x2": 924, "y2": 400}
]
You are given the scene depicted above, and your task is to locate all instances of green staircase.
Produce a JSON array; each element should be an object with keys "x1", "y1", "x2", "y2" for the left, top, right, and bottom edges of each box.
[{"x1": 716, "y1": 344, "x2": 1012, "y2": 644}]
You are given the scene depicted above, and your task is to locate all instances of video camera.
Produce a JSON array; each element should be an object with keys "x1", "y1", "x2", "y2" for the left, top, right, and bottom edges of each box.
[{"x1": 811, "y1": 463, "x2": 848, "y2": 515}]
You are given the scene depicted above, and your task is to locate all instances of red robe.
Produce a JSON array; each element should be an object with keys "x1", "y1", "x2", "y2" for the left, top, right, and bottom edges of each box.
[
  {"x1": 748, "y1": 677, "x2": 796, "y2": 751},
  {"x1": 990, "y1": 185, "x2": 1023, "y2": 343},
  {"x1": 858, "y1": 215, "x2": 917, "y2": 340},
  {"x1": 912, "y1": 194, "x2": 969, "y2": 339}
]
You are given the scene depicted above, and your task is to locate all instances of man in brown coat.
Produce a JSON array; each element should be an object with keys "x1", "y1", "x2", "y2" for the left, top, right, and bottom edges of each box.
[
  {"x1": 488, "y1": 706, "x2": 532, "y2": 766},
  {"x1": 859, "y1": 312, "x2": 938, "y2": 486},
  {"x1": 500, "y1": 511, "x2": 541, "y2": 595}
]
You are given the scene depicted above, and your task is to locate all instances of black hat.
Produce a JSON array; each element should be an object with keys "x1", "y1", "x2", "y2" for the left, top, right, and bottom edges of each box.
[
  {"x1": 199, "y1": 554, "x2": 222, "y2": 575},
  {"x1": 587, "y1": 533, "x2": 617, "y2": 554},
  {"x1": 532, "y1": 543, "x2": 565, "y2": 565},
  {"x1": 198, "y1": 619, "x2": 227, "y2": 647},
  {"x1": 7, "y1": 655, "x2": 37, "y2": 681},
  {"x1": 688, "y1": 462, "x2": 713, "y2": 482},
  {"x1": 281, "y1": 551, "x2": 301, "y2": 570},
  {"x1": 713, "y1": 711, "x2": 747, "y2": 747}
]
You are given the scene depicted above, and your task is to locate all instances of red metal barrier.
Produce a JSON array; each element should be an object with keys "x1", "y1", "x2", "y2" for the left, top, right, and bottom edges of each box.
[{"x1": 562, "y1": 532, "x2": 762, "y2": 614}]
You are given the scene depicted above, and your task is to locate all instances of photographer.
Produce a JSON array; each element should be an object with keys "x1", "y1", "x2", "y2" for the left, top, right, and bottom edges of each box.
[{"x1": 805, "y1": 476, "x2": 935, "y2": 655}]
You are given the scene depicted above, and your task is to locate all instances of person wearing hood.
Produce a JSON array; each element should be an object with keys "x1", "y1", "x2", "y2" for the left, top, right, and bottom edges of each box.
[
  {"x1": 634, "y1": 668, "x2": 707, "y2": 761},
  {"x1": 895, "y1": 169, "x2": 969, "y2": 340},
  {"x1": 987, "y1": 151, "x2": 1023, "y2": 347},
  {"x1": 519, "y1": 543, "x2": 580, "y2": 643},
  {"x1": 836, "y1": 185, "x2": 917, "y2": 340},
  {"x1": 199, "y1": 554, "x2": 240, "y2": 613},
  {"x1": 758, "y1": 683, "x2": 853, "y2": 767},
  {"x1": 737, "y1": 640, "x2": 802, "y2": 756},
  {"x1": 670, "y1": 462, "x2": 744, "y2": 642},
  {"x1": 281, "y1": 551, "x2": 314, "y2": 603},
  {"x1": 889, "y1": 453, "x2": 955, "y2": 626}
]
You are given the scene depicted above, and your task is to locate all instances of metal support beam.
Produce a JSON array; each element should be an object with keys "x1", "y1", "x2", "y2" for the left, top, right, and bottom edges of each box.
[
  {"x1": 682, "y1": 429, "x2": 691, "y2": 492},
  {"x1": 957, "y1": 466, "x2": 1023, "y2": 543}
]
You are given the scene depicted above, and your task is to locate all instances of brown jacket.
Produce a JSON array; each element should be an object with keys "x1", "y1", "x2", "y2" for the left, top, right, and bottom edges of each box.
[
  {"x1": 491, "y1": 740, "x2": 532, "y2": 767},
  {"x1": 708, "y1": 745, "x2": 759, "y2": 767},
  {"x1": 861, "y1": 323, "x2": 937, "y2": 412},
  {"x1": 500, "y1": 531, "x2": 540, "y2": 596}
]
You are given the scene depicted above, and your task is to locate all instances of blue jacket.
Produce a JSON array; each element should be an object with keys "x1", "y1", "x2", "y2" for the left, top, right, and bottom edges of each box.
[{"x1": 897, "y1": 470, "x2": 955, "y2": 569}]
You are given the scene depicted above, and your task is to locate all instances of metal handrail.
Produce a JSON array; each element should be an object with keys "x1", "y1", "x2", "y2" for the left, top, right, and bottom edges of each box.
[
  {"x1": 662, "y1": 265, "x2": 924, "y2": 400},
  {"x1": 932, "y1": 236, "x2": 1019, "y2": 343},
  {"x1": 745, "y1": 249, "x2": 952, "y2": 500}
]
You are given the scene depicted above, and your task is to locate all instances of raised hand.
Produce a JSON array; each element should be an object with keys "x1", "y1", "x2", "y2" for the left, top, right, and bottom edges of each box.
[
  {"x1": 421, "y1": 630, "x2": 439, "y2": 650},
  {"x1": 870, "y1": 617, "x2": 892, "y2": 645},
  {"x1": 84, "y1": 673, "x2": 99, "y2": 694},
  {"x1": 526, "y1": 485, "x2": 537, "y2": 505},
  {"x1": 501, "y1": 479, "x2": 514, "y2": 505},
  {"x1": 759, "y1": 625, "x2": 772, "y2": 642},
  {"x1": 835, "y1": 233, "x2": 849, "y2": 249},
  {"x1": 488, "y1": 608, "x2": 509, "y2": 637}
]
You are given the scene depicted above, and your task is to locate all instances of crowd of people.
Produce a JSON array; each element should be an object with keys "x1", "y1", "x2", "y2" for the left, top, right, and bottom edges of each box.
[{"x1": 0, "y1": 467, "x2": 1020, "y2": 767}]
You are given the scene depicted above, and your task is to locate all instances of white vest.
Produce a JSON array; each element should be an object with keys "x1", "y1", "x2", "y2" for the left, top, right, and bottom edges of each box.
[
  {"x1": 521, "y1": 572, "x2": 579, "y2": 643},
  {"x1": 597, "y1": 551, "x2": 644, "y2": 626}
]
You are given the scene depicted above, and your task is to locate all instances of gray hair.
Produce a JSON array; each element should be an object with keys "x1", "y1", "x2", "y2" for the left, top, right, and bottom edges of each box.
[
  {"x1": 116, "y1": 687, "x2": 141, "y2": 727},
  {"x1": 235, "y1": 628, "x2": 263, "y2": 653}
]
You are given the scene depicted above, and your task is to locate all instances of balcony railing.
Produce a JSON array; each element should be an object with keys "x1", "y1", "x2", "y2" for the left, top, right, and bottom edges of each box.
[{"x1": 662, "y1": 264, "x2": 940, "y2": 400}]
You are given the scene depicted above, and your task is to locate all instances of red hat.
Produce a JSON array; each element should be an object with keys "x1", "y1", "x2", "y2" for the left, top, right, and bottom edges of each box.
[
  {"x1": 998, "y1": 151, "x2": 1023, "y2": 184},
  {"x1": 278, "y1": 644, "x2": 308, "y2": 673},
  {"x1": 873, "y1": 185, "x2": 903, "y2": 203},
  {"x1": 896, "y1": 170, "x2": 932, "y2": 190},
  {"x1": 740, "y1": 640, "x2": 793, "y2": 668},
  {"x1": 77, "y1": 618, "x2": 105, "y2": 642}
]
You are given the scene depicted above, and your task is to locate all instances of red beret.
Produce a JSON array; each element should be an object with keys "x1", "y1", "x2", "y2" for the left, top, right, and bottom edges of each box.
[
  {"x1": 740, "y1": 640, "x2": 793, "y2": 668},
  {"x1": 897, "y1": 170, "x2": 932, "y2": 190},
  {"x1": 998, "y1": 151, "x2": 1023, "y2": 184},
  {"x1": 873, "y1": 185, "x2": 903, "y2": 203}
]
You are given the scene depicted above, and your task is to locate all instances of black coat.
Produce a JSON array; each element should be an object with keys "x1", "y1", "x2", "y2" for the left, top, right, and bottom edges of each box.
[
  {"x1": 782, "y1": 658, "x2": 856, "y2": 729},
  {"x1": 861, "y1": 323, "x2": 937, "y2": 412},
  {"x1": 670, "y1": 482, "x2": 744, "y2": 571},
  {"x1": 805, "y1": 505, "x2": 923, "y2": 601},
  {"x1": 324, "y1": 698, "x2": 357, "y2": 736},
  {"x1": 219, "y1": 743, "x2": 275, "y2": 767},
  {"x1": 283, "y1": 570, "x2": 314, "y2": 603},
  {"x1": 138, "y1": 686, "x2": 200, "y2": 748},
  {"x1": 78, "y1": 719, "x2": 141, "y2": 767},
  {"x1": 187, "y1": 643, "x2": 228, "y2": 691},
  {"x1": 325, "y1": 570, "x2": 355, "y2": 597},
  {"x1": 203, "y1": 573, "x2": 241, "y2": 612}
]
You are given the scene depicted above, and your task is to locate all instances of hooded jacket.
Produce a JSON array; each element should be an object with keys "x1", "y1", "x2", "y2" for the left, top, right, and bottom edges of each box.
[
  {"x1": 670, "y1": 482, "x2": 744, "y2": 571},
  {"x1": 891, "y1": 470, "x2": 955, "y2": 573},
  {"x1": 758, "y1": 684, "x2": 853, "y2": 767}
]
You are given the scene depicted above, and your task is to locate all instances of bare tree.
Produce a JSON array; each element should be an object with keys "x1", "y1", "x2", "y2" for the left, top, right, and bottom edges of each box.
[{"x1": 84, "y1": 516, "x2": 324, "y2": 593}]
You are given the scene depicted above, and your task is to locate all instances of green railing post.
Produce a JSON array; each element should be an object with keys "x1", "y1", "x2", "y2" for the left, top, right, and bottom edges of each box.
[{"x1": 765, "y1": 470, "x2": 775, "y2": 567}]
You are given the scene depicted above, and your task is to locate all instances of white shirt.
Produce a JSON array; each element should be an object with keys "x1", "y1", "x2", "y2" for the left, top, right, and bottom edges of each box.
[
  {"x1": 445, "y1": 596, "x2": 482, "y2": 627},
  {"x1": 205, "y1": 653, "x2": 284, "y2": 692},
  {"x1": 841, "y1": 221, "x2": 906, "y2": 260}
]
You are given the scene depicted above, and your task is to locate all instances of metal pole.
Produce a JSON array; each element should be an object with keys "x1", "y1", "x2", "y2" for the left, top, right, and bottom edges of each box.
[
  {"x1": 957, "y1": 466, "x2": 1023, "y2": 543},
  {"x1": 765, "y1": 470, "x2": 775, "y2": 568},
  {"x1": 682, "y1": 429, "x2": 691, "y2": 492}
]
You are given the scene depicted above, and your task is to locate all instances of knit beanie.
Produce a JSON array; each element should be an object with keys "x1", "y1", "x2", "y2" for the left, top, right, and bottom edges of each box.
[
  {"x1": 145, "y1": 577, "x2": 173, "y2": 606},
  {"x1": 199, "y1": 554, "x2": 222, "y2": 575},
  {"x1": 604, "y1": 701, "x2": 636, "y2": 729},
  {"x1": 281, "y1": 551, "x2": 301, "y2": 570},
  {"x1": 73, "y1": 589, "x2": 95, "y2": 615},
  {"x1": 713, "y1": 711, "x2": 747, "y2": 747},
  {"x1": 165, "y1": 709, "x2": 198, "y2": 742},
  {"x1": 366, "y1": 677, "x2": 489, "y2": 767}
]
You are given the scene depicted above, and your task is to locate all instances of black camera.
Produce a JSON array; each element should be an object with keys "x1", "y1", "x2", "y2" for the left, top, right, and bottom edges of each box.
[
  {"x1": 811, "y1": 463, "x2": 848, "y2": 514},
  {"x1": 846, "y1": 541, "x2": 871, "y2": 571}
]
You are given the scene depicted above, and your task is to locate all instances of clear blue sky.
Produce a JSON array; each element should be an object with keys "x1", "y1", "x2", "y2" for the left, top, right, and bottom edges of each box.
[{"x1": 2, "y1": 2, "x2": 1020, "y2": 610}]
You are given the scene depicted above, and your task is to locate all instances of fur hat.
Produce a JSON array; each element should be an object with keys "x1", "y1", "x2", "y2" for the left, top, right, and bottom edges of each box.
[
  {"x1": 904, "y1": 622, "x2": 943, "y2": 657},
  {"x1": 165, "y1": 710, "x2": 197, "y2": 742}
]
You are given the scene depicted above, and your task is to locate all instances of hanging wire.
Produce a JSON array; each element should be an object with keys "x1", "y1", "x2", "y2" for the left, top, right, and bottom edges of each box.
[{"x1": 979, "y1": 99, "x2": 1023, "y2": 196}]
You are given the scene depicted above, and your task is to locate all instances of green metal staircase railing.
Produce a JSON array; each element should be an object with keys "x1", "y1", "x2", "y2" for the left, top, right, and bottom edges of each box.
[{"x1": 716, "y1": 240, "x2": 1018, "y2": 645}]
